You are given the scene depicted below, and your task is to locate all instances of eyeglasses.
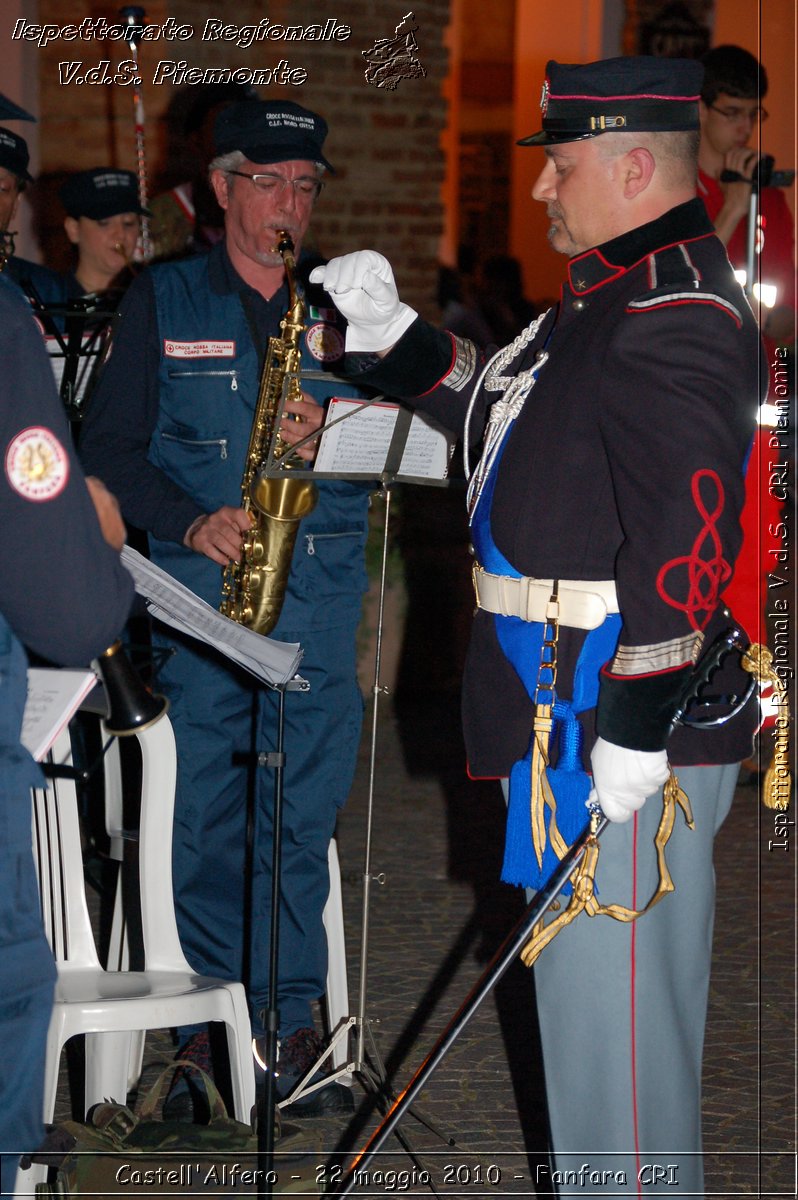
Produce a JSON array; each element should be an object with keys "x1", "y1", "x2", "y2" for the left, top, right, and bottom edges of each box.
[
  {"x1": 226, "y1": 170, "x2": 324, "y2": 201},
  {"x1": 707, "y1": 102, "x2": 769, "y2": 124}
]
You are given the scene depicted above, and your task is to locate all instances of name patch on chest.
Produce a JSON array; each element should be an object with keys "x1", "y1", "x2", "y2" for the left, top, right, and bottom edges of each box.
[
  {"x1": 164, "y1": 340, "x2": 236, "y2": 359},
  {"x1": 5, "y1": 426, "x2": 70, "y2": 502}
]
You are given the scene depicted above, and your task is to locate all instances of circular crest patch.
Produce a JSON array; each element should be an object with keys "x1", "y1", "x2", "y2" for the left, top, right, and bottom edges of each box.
[
  {"x1": 5, "y1": 426, "x2": 70, "y2": 502},
  {"x1": 305, "y1": 322, "x2": 345, "y2": 363}
]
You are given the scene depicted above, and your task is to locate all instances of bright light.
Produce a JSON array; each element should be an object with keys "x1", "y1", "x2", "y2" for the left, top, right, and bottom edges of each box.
[
  {"x1": 732, "y1": 269, "x2": 778, "y2": 308},
  {"x1": 754, "y1": 282, "x2": 778, "y2": 308}
]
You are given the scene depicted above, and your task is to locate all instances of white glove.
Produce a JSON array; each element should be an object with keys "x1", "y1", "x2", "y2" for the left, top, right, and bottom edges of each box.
[
  {"x1": 588, "y1": 737, "x2": 670, "y2": 824},
  {"x1": 309, "y1": 251, "x2": 417, "y2": 352}
]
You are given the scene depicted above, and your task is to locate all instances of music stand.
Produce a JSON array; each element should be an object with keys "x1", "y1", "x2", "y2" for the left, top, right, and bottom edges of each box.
[
  {"x1": 33, "y1": 296, "x2": 117, "y2": 424},
  {"x1": 260, "y1": 391, "x2": 458, "y2": 1179}
]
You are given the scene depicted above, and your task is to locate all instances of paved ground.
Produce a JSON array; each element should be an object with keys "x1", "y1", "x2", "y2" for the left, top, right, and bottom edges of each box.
[{"x1": 41, "y1": 678, "x2": 795, "y2": 1199}]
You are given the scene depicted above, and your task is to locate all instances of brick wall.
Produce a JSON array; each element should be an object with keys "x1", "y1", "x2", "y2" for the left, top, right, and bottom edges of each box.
[{"x1": 34, "y1": 2, "x2": 451, "y2": 317}]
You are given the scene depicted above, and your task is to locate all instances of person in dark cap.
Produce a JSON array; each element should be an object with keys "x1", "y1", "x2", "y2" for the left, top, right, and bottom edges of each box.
[
  {"x1": 0, "y1": 89, "x2": 134, "y2": 1196},
  {"x1": 80, "y1": 98, "x2": 370, "y2": 1120},
  {"x1": 312, "y1": 56, "x2": 763, "y2": 1195},
  {"x1": 0, "y1": 125, "x2": 74, "y2": 309},
  {"x1": 58, "y1": 168, "x2": 146, "y2": 298},
  {"x1": 0, "y1": 126, "x2": 32, "y2": 248}
]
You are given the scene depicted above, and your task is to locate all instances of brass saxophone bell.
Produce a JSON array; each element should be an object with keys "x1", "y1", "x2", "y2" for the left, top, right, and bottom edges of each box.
[{"x1": 95, "y1": 639, "x2": 169, "y2": 736}]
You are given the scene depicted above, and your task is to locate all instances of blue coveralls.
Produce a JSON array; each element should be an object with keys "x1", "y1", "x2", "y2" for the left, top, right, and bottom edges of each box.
[
  {"x1": 0, "y1": 275, "x2": 133, "y2": 1194},
  {"x1": 84, "y1": 248, "x2": 370, "y2": 1038}
]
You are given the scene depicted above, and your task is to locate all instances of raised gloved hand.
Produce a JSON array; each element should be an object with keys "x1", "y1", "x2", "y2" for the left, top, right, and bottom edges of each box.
[
  {"x1": 588, "y1": 737, "x2": 670, "y2": 824},
  {"x1": 309, "y1": 251, "x2": 417, "y2": 353}
]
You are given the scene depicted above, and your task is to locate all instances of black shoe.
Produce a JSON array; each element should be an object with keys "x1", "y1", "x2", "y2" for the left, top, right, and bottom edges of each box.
[
  {"x1": 162, "y1": 1030, "x2": 213, "y2": 1124},
  {"x1": 254, "y1": 1027, "x2": 354, "y2": 1119}
]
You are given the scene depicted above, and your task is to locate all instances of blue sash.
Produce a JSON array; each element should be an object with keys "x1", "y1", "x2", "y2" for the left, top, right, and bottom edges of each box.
[{"x1": 470, "y1": 434, "x2": 621, "y2": 891}]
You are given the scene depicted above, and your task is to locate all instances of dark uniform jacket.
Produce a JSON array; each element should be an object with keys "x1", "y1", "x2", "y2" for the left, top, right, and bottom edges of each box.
[
  {"x1": 353, "y1": 199, "x2": 763, "y2": 776},
  {"x1": 0, "y1": 275, "x2": 134, "y2": 846}
]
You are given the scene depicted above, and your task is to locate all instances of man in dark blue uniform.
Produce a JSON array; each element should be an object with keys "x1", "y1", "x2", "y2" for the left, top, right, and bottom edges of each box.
[
  {"x1": 0, "y1": 84, "x2": 134, "y2": 1200},
  {"x1": 312, "y1": 58, "x2": 763, "y2": 1195},
  {"x1": 80, "y1": 100, "x2": 368, "y2": 1118},
  {"x1": 0, "y1": 125, "x2": 68, "y2": 306}
]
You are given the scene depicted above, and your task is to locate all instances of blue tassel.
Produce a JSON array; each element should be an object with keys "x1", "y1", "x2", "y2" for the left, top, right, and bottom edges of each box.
[
  {"x1": 501, "y1": 750, "x2": 537, "y2": 886},
  {"x1": 501, "y1": 700, "x2": 592, "y2": 894}
]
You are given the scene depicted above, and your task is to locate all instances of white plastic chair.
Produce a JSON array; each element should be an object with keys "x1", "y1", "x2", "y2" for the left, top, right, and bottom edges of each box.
[
  {"x1": 104, "y1": 750, "x2": 351, "y2": 1078},
  {"x1": 29, "y1": 717, "x2": 256, "y2": 1126}
]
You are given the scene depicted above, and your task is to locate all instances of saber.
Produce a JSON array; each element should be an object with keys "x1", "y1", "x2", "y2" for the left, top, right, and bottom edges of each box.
[
  {"x1": 327, "y1": 623, "x2": 752, "y2": 1198},
  {"x1": 119, "y1": 6, "x2": 152, "y2": 261},
  {"x1": 328, "y1": 811, "x2": 604, "y2": 1197}
]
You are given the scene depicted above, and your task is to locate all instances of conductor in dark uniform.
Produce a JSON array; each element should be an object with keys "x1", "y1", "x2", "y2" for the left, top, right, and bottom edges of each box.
[
  {"x1": 311, "y1": 58, "x2": 762, "y2": 1196},
  {"x1": 0, "y1": 89, "x2": 134, "y2": 1198}
]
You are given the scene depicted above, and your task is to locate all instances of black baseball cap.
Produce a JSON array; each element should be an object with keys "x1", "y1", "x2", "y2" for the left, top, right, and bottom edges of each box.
[
  {"x1": 60, "y1": 168, "x2": 149, "y2": 219},
  {"x1": 519, "y1": 56, "x2": 704, "y2": 146},
  {"x1": 0, "y1": 127, "x2": 32, "y2": 182},
  {"x1": 0, "y1": 92, "x2": 35, "y2": 122},
  {"x1": 214, "y1": 100, "x2": 335, "y2": 172}
]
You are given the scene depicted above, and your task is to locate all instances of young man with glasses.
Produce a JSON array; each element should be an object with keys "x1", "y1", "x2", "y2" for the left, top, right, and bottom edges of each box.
[
  {"x1": 79, "y1": 100, "x2": 368, "y2": 1121},
  {"x1": 697, "y1": 45, "x2": 794, "y2": 758},
  {"x1": 698, "y1": 44, "x2": 795, "y2": 338}
]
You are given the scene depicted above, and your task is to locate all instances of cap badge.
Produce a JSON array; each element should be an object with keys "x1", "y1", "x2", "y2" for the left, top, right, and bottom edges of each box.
[
  {"x1": 540, "y1": 79, "x2": 550, "y2": 115},
  {"x1": 589, "y1": 114, "x2": 627, "y2": 131}
]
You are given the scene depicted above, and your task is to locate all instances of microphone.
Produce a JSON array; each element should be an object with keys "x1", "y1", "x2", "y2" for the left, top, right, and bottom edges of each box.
[{"x1": 720, "y1": 154, "x2": 795, "y2": 189}]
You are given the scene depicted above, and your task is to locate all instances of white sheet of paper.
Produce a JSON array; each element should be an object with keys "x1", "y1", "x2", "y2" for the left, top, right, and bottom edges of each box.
[
  {"x1": 22, "y1": 668, "x2": 98, "y2": 762},
  {"x1": 120, "y1": 546, "x2": 303, "y2": 688}
]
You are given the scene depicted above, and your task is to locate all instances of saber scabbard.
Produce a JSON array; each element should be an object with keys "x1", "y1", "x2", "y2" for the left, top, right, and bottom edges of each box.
[{"x1": 327, "y1": 812, "x2": 606, "y2": 1198}]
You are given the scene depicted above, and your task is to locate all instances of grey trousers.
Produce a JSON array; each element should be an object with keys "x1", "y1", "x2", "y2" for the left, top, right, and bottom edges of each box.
[{"x1": 516, "y1": 763, "x2": 739, "y2": 1197}]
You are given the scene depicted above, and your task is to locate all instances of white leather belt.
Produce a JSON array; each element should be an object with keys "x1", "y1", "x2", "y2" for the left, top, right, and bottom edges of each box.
[{"x1": 472, "y1": 565, "x2": 619, "y2": 630}]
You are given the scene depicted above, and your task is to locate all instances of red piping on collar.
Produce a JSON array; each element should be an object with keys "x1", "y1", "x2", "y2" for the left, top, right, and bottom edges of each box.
[{"x1": 566, "y1": 230, "x2": 716, "y2": 296}]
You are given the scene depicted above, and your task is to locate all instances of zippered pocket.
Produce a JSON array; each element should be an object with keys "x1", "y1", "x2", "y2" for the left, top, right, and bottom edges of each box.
[
  {"x1": 161, "y1": 431, "x2": 229, "y2": 460},
  {"x1": 167, "y1": 369, "x2": 239, "y2": 391},
  {"x1": 304, "y1": 530, "x2": 363, "y2": 556}
]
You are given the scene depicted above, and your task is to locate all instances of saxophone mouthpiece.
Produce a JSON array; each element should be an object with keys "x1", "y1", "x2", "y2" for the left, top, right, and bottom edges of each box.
[
  {"x1": 274, "y1": 229, "x2": 294, "y2": 256},
  {"x1": 113, "y1": 242, "x2": 133, "y2": 268}
]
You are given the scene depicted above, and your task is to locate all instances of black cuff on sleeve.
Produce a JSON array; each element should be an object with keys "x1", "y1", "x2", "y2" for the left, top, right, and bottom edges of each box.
[
  {"x1": 596, "y1": 665, "x2": 692, "y2": 751},
  {"x1": 342, "y1": 317, "x2": 453, "y2": 398}
]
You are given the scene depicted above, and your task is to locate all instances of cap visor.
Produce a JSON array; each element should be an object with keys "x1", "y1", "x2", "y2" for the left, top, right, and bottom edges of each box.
[
  {"x1": 517, "y1": 129, "x2": 597, "y2": 146},
  {"x1": 0, "y1": 94, "x2": 35, "y2": 122}
]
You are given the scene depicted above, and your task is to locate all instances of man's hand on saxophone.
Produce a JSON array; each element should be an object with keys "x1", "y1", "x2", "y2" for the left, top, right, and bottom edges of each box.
[
  {"x1": 183, "y1": 506, "x2": 253, "y2": 567},
  {"x1": 278, "y1": 390, "x2": 324, "y2": 462}
]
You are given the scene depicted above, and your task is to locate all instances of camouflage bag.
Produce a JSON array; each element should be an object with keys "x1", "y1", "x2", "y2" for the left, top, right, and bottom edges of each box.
[{"x1": 25, "y1": 1062, "x2": 321, "y2": 1196}]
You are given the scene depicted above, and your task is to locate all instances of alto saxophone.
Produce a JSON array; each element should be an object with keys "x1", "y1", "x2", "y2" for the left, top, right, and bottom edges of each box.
[{"x1": 220, "y1": 231, "x2": 317, "y2": 634}]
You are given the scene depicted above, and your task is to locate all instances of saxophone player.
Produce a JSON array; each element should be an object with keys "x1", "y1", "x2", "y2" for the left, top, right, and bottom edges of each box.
[{"x1": 79, "y1": 100, "x2": 369, "y2": 1121}]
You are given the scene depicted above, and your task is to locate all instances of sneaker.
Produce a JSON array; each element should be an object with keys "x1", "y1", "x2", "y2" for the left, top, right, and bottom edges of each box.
[
  {"x1": 162, "y1": 1030, "x2": 213, "y2": 1123},
  {"x1": 254, "y1": 1027, "x2": 354, "y2": 1118}
]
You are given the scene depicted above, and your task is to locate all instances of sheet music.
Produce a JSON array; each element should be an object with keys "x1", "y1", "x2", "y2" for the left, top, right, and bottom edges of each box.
[
  {"x1": 120, "y1": 546, "x2": 303, "y2": 688},
  {"x1": 45, "y1": 333, "x2": 105, "y2": 407},
  {"x1": 22, "y1": 668, "x2": 98, "y2": 762},
  {"x1": 313, "y1": 398, "x2": 452, "y2": 480}
]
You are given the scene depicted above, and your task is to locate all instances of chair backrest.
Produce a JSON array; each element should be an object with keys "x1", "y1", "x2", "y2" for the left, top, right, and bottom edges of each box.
[
  {"x1": 31, "y1": 714, "x2": 191, "y2": 975},
  {"x1": 32, "y1": 726, "x2": 102, "y2": 969},
  {"x1": 116, "y1": 714, "x2": 191, "y2": 972}
]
